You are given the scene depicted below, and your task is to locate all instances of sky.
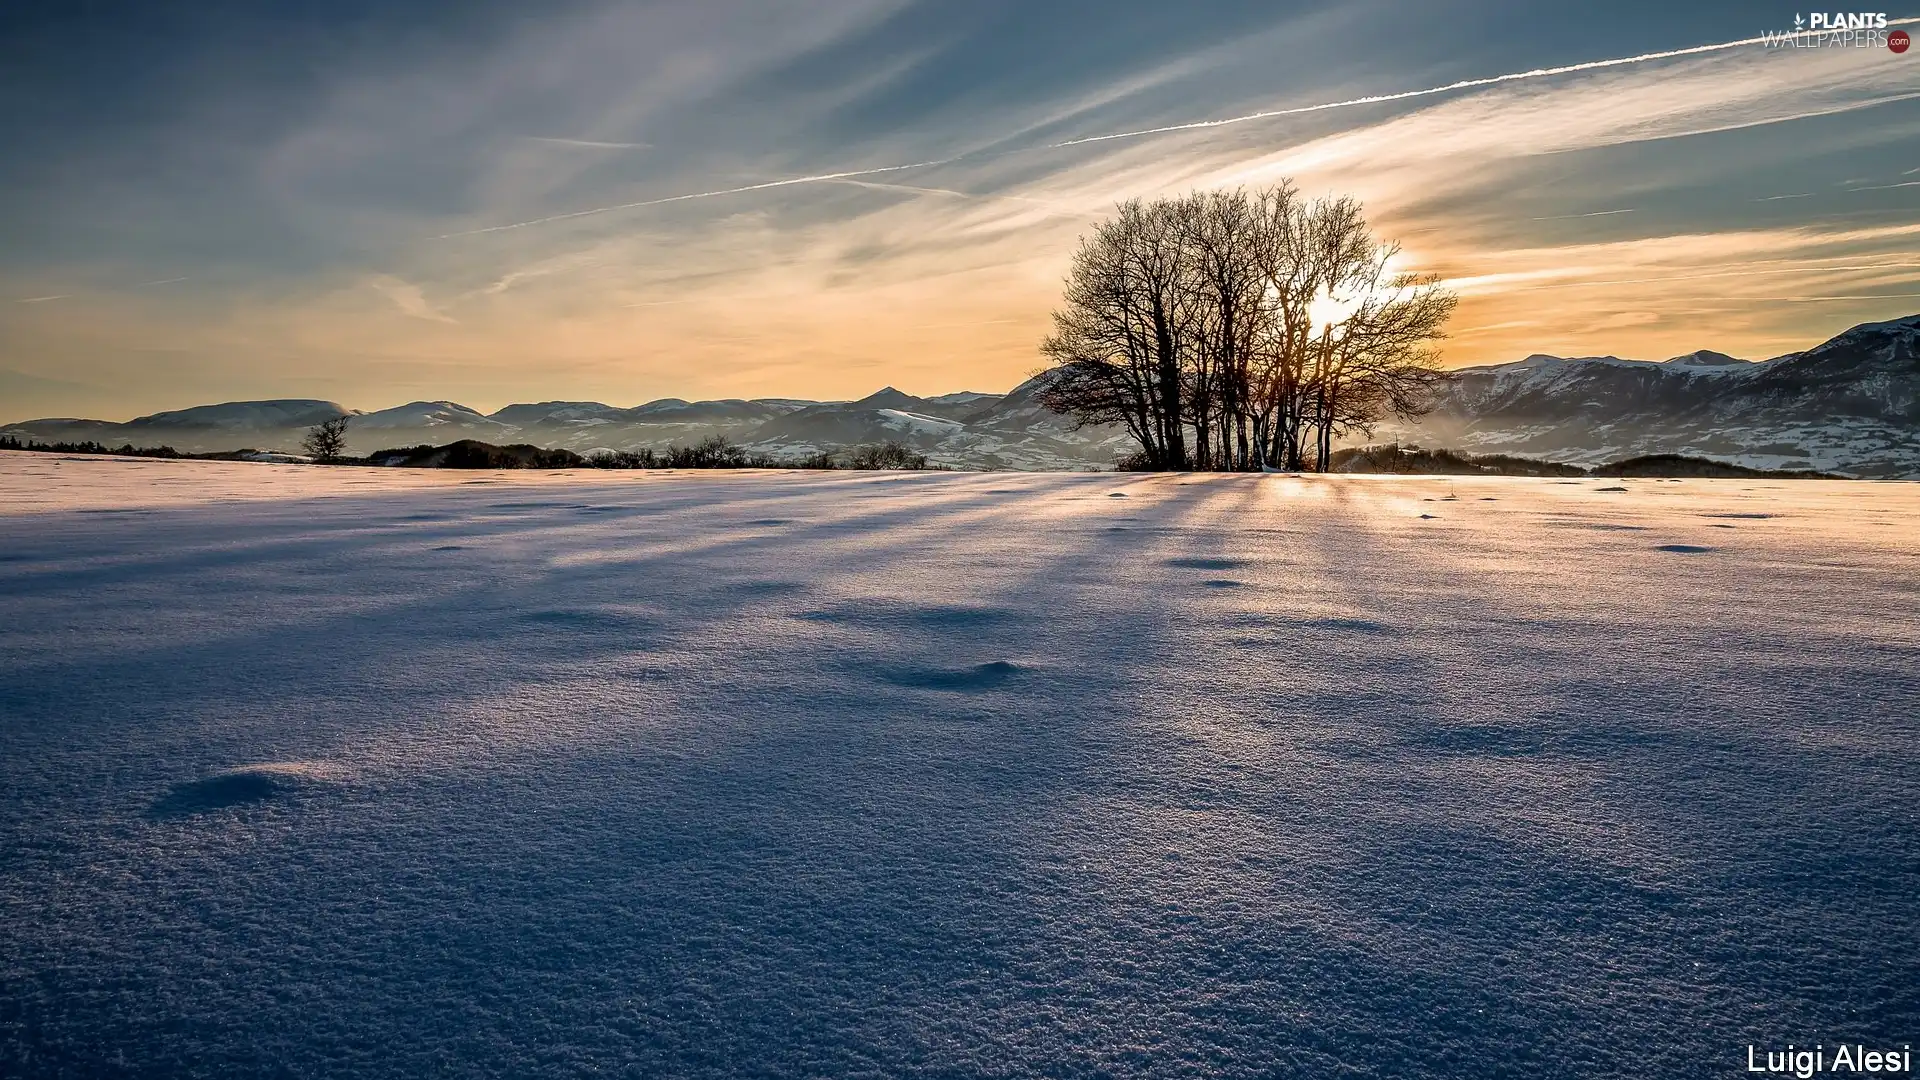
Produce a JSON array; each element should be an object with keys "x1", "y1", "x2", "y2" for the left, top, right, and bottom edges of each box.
[{"x1": 1, "y1": 0, "x2": 1917, "y2": 419}]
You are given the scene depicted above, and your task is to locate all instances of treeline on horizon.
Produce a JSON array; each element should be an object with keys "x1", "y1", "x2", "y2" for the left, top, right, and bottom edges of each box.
[
  {"x1": 366, "y1": 435, "x2": 933, "y2": 471},
  {"x1": 0, "y1": 436, "x2": 216, "y2": 460},
  {"x1": 0, "y1": 433, "x2": 1842, "y2": 479},
  {"x1": 1038, "y1": 181, "x2": 1457, "y2": 473},
  {"x1": 0, "y1": 433, "x2": 932, "y2": 471}
]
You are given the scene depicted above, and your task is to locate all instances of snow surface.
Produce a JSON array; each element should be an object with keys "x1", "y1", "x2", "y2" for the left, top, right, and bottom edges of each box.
[
  {"x1": 874, "y1": 408, "x2": 964, "y2": 434},
  {"x1": 133, "y1": 399, "x2": 350, "y2": 430},
  {"x1": 351, "y1": 400, "x2": 499, "y2": 430},
  {"x1": 1, "y1": 454, "x2": 1916, "y2": 1078}
]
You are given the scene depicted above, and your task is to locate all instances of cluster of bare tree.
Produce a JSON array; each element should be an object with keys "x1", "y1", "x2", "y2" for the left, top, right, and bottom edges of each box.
[{"x1": 1038, "y1": 183, "x2": 1456, "y2": 471}]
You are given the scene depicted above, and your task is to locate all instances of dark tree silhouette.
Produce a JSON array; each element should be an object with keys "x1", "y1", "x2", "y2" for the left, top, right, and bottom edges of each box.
[{"x1": 302, "y1": 416, "x2": 351, "y2": 463}]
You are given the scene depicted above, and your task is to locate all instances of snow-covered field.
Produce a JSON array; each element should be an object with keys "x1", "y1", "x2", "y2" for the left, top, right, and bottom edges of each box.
[{"x1": 2, "y1": 454, "x2": 1916, "y2": 1078}]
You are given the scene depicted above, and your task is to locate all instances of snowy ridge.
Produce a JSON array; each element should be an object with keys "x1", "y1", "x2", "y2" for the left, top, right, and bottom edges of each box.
[
  {"x1": 352, "y1": 401, "x2": 508, "y2": 432},
  {"x1": 133, "y1": 399, "x2": 353, "y2": 431}
]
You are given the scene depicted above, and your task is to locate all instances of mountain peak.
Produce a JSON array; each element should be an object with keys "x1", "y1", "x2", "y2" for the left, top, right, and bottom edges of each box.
[
  {"x1": 1663, "y1": 350, "x2": 1747, "y2": 367},
  {"x1": 850, "y1": 386, "x2": 921, "y2": 409},
  {"x1": 354, "y1": 400, "x2": 498, "y2": 429}
]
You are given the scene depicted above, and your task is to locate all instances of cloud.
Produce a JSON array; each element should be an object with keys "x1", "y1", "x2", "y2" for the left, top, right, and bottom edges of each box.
[
  {"x1": 1588, "y1": 310, "x2": 1661, "y2": 331},
  {"x1": 1039, "y1": 21, "x2": 1920, "y2": 149},
  {"x1": 369, "y1": 276, "x2": 456, "y2": 323},
  {"x1": 432, "y1": 157, "x2": 960, "y2": 238},
  {"x1": 1530, "y1": 209, "x2": 1636, "y2": 221},
  {"x1": 433, "y1": 19, "x2": 1920, "y2": 240},
  {"x1": 524, "y1": 137, "x2": 651, "y2": 150},
  {"x1": 255, "y1": 0, "x2": 912, "y2": 241}
]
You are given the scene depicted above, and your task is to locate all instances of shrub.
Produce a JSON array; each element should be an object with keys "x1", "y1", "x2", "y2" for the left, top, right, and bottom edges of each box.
[
  {"x1": 791, "y1": 450, "x2": 839, "y2": 470},
  {"x1": 842, "y1": 441, "x2": 929, "y2": 470}
]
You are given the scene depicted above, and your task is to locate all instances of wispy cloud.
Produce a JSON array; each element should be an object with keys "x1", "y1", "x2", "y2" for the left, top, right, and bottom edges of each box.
[
  {"x1": 1530, "y1": 209, "x2": 1636, "y2": 220},
  {"x1": 826, "y1": 178, "x2": 1067, "y2": 211},
  {"x1": 1039, "y1": 23, "x2": 1920, "y2": 149},
  {"x1": 433, "y1": 158, "x2": 960, "y2": 238},
  {"x1": 17, "y1": 295, "x2": 69, "y2": 303},
  {"x1": 369, "y1": 276, "x2": 456, "y2": 323},
  {"x1": 524, "y1": 136, "x2": 651, "y2": 150},
  {"x1": 433, "y1": 20, "x2": 1920, "y2": 240}
]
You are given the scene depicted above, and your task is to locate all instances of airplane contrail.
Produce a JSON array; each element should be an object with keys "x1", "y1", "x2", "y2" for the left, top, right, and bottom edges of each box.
[
  {"x1": 1041, "y1": 20, "x2": 1920, "y2": 149},
  {"x1": 437, "y1": 19, "x2": 1920, "y2": 240},
  {"x1": 1530, "y1": 208, "x2": 1637, "y2": 221}
]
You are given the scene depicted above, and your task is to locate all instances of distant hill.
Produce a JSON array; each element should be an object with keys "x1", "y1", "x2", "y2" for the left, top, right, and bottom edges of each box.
[{"x1": 6, "y1": 315, "x2": 1917, "y2": 475}]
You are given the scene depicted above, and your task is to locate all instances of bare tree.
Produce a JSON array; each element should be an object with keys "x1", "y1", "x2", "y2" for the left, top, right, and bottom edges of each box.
[
  {"x1": 1179, "y1": 187, "x2": 1272, "y2": 469},
  {"x1": 302, "y1": 416, "x2": 351, "y2": 463},
  {"x1": 1039, "y1": 206, "x2": 1177, "y2": 467}
]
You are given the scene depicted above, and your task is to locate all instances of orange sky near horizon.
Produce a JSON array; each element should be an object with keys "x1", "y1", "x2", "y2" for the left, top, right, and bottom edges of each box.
[{"x1": 3, "y1": 6, "x2": 1916, "y2": 417}]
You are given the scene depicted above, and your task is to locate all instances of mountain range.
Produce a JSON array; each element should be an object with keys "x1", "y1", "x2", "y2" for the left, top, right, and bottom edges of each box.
[
  {"x1": 1387, "y1": 313, "x2": 1920, "y2": 478},
  {"x1": 5, "y1": 314, "x2": 1917, "y2": 476},
  {"x1": 2, "y1": 375, "x2": 1133, "y2": 472}
]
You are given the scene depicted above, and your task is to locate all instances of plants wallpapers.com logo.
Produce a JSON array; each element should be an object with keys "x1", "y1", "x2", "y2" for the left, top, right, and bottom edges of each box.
[{"x1": 1759, "y1": 11, "x2": 1911, "y2": 49}]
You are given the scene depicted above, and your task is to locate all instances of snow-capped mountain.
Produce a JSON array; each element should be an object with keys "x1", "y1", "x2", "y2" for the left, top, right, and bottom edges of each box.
[
  {"x1": 1387, "y1": 314, "x2": 1920, "y2": 478},
  {"x1": 730, "y1": 381, "x2": 1134, "y2": 470},
  {"x1": 507, "y1": 398, "x2": 811, "y2": 453},
  {"x1": 0, "y1": 400, "x2": 355, "y2": 448},
  {"x1": 485, "y1": 401, "x2": 634, "y2": 427},
  {"x1": 7, "y1": 315, "x2": 1915, "y2": 473},
  {"x1": 131, "y1": 399, "x2": 351, "y2": 430},
  {"x1": 352, "y1": 401, "x2": 513, "y2": 437},
  {"x1": 743, "y1": 388, "x2": 965, "y2": 451},
  {"x1": 0, "y1": 377, "x2": 1134, "y2": 469}
]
